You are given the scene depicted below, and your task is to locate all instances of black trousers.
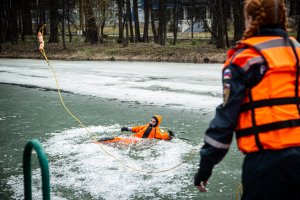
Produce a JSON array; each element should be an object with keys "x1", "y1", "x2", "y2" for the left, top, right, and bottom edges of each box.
[{"x1": 241, "y1": 147, "x2": 300, "y2": 200}]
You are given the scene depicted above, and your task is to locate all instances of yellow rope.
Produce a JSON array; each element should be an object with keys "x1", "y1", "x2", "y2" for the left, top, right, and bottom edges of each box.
[
  {"x1": 236, "y1": 183, "x2": 243, "y2": 200},
  {"x1": 37, "y1": 25, "x2": 198, "y2": 173}
]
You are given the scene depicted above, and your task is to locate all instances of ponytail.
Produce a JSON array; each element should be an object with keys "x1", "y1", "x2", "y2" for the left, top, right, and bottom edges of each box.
[{"x1": 242, "y1": 0, "x2": 287, "y2": 40}]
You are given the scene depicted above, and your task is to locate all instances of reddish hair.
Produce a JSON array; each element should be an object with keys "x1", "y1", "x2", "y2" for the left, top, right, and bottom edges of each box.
[{"x1": 243, "y1": 0, "x2": 288, "y2": 39}]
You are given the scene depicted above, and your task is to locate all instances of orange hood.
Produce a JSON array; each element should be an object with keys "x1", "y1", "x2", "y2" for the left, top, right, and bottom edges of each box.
[{"x1": 153, "y1": 115, "x2": 162, "y2": 126}]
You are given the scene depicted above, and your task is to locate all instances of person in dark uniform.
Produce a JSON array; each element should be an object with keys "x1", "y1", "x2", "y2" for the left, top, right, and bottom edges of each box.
[{"x1": 194, "y1": 0, "x2": 300, "y2": 199}]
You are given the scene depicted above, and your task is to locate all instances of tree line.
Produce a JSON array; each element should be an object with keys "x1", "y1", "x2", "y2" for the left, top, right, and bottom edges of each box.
[{"x1": 0, "y1": 0, "x2": 299, "y2": 52}]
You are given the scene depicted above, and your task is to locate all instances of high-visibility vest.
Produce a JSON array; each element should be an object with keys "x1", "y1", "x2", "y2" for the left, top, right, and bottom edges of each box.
[{"x1": 232, "y1": 36, "x2": 300, "y2": 153}]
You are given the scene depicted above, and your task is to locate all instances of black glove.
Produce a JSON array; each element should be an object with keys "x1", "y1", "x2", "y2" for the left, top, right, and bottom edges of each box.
[
  {"x1": 194, "y1": 160, "x2": 214, "y2": 186},
  {"x1": 121, "y1": 127, "x2": 129, "y2": 132},
  {"x1": 168, "y1": 130, "x2": 176, "y2": 137}
]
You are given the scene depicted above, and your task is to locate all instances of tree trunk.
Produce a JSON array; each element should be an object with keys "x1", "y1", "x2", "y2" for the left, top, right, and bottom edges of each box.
[
  {"x1": 209, "y1": 2, "x2": 218, "y2": 44},
  {"x1": 8, "y1": 0, "x2": 18, "y2": 44},
  {"x1": 124, "y1": 11, "x2": 129, "y2": 46},
  {"x1": 100, "y1": 19, "x2": 105, "y2": 42},
  {"x1": 158, "y1": 0, "x2": 166, "y2": 45},
  {"x1": 191, "y1": 4, "x2": 194, "y2": 39},
  {"x1": 19, "y1": 6, "x2": 25, "y2": 42},
  {"x1": 163, "y1": 15, "x2": 167, "y2": 44},
  {"x1": 172, "y1": 0, "x2": 178, "y2": 45},
  {"x1": 67, "y1": 0, "x2": 72, "y2": 42},
  {"x1": 49, "y1": 0, "x2": 59, "y2": 43},
  {"x1": 232, "y1": 0, "x2": 244, "y2": 44},
  {"x1": 22, "y1": 0, "x2": 32, "y2": 36},
  {"x1": 98, "y1": 1, "x2": 105, "y2": 43},
  {"x1": 216, "y1": 0, "x2": 225, "y2": 48},
  {"x1": 223, "y1": 0, "x2": 230, "y2": 47},
  {"x1": 117, "y1": 0, "x2": 124, "y2": 43},
  {"x1": 1, "y1": 2, "x2": 7, "y2": 43},
  {"x1": 84, "y1": 0, "x2": 98, "y2": 44},
  {"x1": 150, "y1": 0, "x2": 157, "y2": 43},
  {"x1": 79, "y1": 0, "x2": 84, "y2": 31},
  {"x1": 133, "y1": 0, "x2": 141, "y2": 42},
  {"x1": 126, "y1": 0, "x2": 134, "y2": 42},
  {"x1": 38, "y1": 0, "x2": 46, "y2": 34},
  {"x1": 224, "y1": 20, "x2": 230, "y2": 47},
  {"x1": 62, "y1": 0, "x2": 67, "y2": 49},
  {"x1": 143, "y1": 0, "x2": 150, "y2": 42}
]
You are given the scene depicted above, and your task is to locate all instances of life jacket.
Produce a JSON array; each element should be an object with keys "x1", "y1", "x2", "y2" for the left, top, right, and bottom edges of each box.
[
  {"x1": 131, "y1": 115, "x2": 171, "y2": 140},
  {"x1": 231, "y1": 36, "x2": 300, "y2": 153}
]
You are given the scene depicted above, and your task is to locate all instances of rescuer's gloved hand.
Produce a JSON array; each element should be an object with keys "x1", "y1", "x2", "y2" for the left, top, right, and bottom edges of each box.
[
  {"x1": 194, "y1": 160, "x2": 214, "y2": 186},
  {"x1": 121, "y1": 127, "x2": 129, "y2": 132},
  {"x1": 168, "y1": 130, "x2": 176, "y2": 138}
]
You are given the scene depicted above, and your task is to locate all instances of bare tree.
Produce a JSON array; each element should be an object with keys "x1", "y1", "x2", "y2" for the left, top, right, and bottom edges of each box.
[
  {"x1": 133, "y1": 0, "x2": 141, "y2": 42},
  {"x1": 36, "y1": 0, "x2": 46, "y2": 35},
  {"x1": 84, "y1": 0, "x2": 98, "y2": 43},
  {"x1": 124, "y1": 6, "x2": 129, "y2": 46},
  {"x1": 232, "y1": 0, "x2": 244, "y2": 44},
  {"x1": 223, "y1": 0, "x2": 231, "y2": 47},
  {"x1": 8, "y1": 0, "x2": 19, "y2": 44},
  {"x1": 49, "y1": 0, "x2": 59, "y2": 43},
  {"x1": 79, "y1": 0, "x2": 84, "y2": 30},
  {"x1": 117, "y1": 0, "x2": 124, "y2": 43},
  {"x1": 150, "y1": 0, "x2": 157, "y2": 43},
  {"x1": 158, "y1": 0, "x2": 167, "y2": 45},
  {"x1": 66, "y1": 0, "x2": 73, "y2": 42},
  {"x1": 22, "y1": 0, "x2": 33, "y2": 37},
  {"x1": 126, "y1": 0, "x2": 134, "y2": 42},
  {"x1": 215, "y1": 0, "x2": 225, "y2": 48},
  {"x1": 62, "y1": 0, "x2": 67, "y2": 49},
  {"x1": 204, "y1": 0, "x2": 218, "y2": 44},
  {"x1": 143, "y1": 0, "x2": 150, "y2": 42},
  {"x1": 172, "y1": 0, "x2": 179, "y2": 45},
  {"x1": 96, "y1": 0, "x2": 112, "y2": 43}
]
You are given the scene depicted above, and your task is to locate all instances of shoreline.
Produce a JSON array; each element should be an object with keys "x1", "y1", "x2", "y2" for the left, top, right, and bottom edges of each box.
[{"x1": 0, "y1": 42, "x2": 227, "y2": 64}]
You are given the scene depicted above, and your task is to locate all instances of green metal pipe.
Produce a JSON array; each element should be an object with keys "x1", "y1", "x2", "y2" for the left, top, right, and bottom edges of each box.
[{"x1": 23, "y1": 139, "x2": 50, "y2": 200}]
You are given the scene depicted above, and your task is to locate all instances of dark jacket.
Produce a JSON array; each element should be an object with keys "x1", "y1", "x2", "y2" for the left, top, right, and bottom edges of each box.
[{"x1": 197, "y1": 27, "x2": 300, "y2": 176}]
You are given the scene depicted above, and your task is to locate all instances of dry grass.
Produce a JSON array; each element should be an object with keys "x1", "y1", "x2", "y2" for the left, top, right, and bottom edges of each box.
[{"x1": 0, "y1": 39, "x2": 227, "y2": 63}]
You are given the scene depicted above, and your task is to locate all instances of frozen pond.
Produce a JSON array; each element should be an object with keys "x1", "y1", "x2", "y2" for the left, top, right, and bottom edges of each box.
[
  {"x1": 0, "y1": 59, "x2": 222, "y2": 111},
  {"x1": 0, "y1": 59, "x2": 243, "y2": 199}
]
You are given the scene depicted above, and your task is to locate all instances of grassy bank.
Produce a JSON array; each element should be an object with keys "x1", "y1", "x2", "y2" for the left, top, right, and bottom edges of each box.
[{"x1": 0, "y1": 37, "x2": 227, "y2": 63}]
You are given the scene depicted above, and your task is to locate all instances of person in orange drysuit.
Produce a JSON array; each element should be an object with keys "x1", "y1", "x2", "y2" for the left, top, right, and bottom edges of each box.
[{"x1": 121, "y1": 115, "x2": 174, "y2": 140}]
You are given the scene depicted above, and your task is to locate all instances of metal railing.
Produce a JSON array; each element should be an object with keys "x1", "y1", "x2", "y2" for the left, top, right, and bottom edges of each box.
[{"x1": 23, "y1": 139, "x2": 50, "y2": 200}]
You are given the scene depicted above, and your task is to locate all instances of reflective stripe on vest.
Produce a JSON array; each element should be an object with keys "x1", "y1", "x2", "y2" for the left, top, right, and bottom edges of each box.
[{"x1": 233, "y1": 36, "x2": 300, "y2": 153}]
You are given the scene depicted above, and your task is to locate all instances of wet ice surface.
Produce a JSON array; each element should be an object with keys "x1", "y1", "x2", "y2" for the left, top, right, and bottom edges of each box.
[
  {"x1": 0, "y1": 59, "x2": 223, "y2": 112},
  {"x1": 7, "y1": 125, "x2": 197, "y2": 200}
]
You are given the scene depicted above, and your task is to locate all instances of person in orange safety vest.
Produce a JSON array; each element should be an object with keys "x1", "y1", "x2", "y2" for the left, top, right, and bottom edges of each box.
[
  {"x1": 121, "y1": 115, "x2": 174, "y2": 140},
  {"x1": 194, "y1": 0, "x2": 300, "y2": 199}
]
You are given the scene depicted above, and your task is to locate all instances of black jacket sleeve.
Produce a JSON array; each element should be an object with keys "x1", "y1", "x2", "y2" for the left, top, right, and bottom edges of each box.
[
  {"x1": 194, "y1": 52, "x2": 268, "y2": 185},
  {"x1": 201, "y1": 64, "x2": 247, "y2": 162},
  {"x1": 195, "y1": 64, "x2": 248, "y2": 185}
]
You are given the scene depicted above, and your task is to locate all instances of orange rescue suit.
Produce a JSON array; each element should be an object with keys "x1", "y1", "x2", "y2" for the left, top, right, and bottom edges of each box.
[
  {"x1": 231, "y1": 36, "x2": 300, "y2": 153},
  {"x1": 131, "y1": 115, "x2": 172, "y2": 140}
]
